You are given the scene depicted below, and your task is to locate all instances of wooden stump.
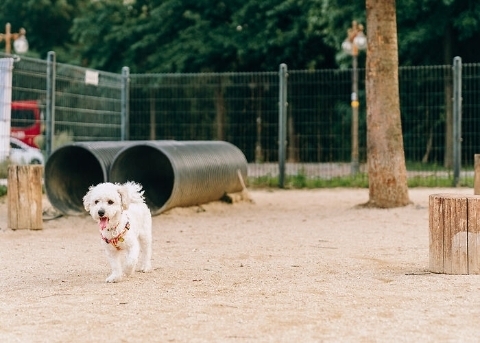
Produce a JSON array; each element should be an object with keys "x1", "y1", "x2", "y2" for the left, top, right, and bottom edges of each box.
[
  {"x1": 429, "y1": 193, "x2": 480, "y2": 274},
  {"x1": 8, "y1": 165, "x2": 43, "y2": 230},
  {"x1": 474, "y1": 154, "x2": 480, "y2": 195}
]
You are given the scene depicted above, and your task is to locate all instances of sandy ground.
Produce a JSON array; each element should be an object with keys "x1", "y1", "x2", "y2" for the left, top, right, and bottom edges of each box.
[{"x1": 1, "y1": 187, "x2": 480, "y2": 342}]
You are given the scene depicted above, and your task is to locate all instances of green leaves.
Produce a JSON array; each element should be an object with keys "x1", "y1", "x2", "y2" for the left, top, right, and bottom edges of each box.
[{"x1": 2, "y1": 0, "x2": 479, "y2": 71}]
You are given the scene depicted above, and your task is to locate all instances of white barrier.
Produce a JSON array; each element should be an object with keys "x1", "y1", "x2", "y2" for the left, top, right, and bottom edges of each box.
[{"x1": 0, "y1": 58, "x2": 14, "y2": 162}]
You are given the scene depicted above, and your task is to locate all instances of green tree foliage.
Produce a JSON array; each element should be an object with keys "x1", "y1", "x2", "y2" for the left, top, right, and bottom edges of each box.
[
  {"x1": 0, "y1": 0, "x2": 87, "y2": 61},
  {"x1": 2, "y1": 0, "x2": 479, "y2": 70},
  {"x1": 132, "y1": 0, "x2": 243, "y2": 72},
  {"x1": 70, "y1": 0, "x2": 143, "y2": 70},
  {"x1": 231, "y1": 0, "x2": 335, "y2": 71},
  {"x1": 307, "y1": 0, "x2": 365, "y2": 68},
  {"x1": 397, "y1": 0, "x2": 480, "y2": 64},
  {"x1": 314, "y1": 0, "x2": 480, "y2": 66},
  {"x1": 69, "y1": 0, "x2": 335, "y2": 73}
]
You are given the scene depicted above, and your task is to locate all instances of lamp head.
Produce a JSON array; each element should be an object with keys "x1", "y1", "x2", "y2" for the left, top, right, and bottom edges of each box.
[
  {"x1": 342, "y1": 40, "x2": 353, "y2": 54},
  {"x1": 353, "y1": 31, "x2": 367, "y2": 50},
  {"x1": 13, "y1": 28, "x2": 28, "y2": 54}
]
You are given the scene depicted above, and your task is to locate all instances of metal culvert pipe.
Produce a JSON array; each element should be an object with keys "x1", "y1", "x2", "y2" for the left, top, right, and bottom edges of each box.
[
  {"x1": 45, "y1": 141, "x2": 139, "y2": 215},
  {"x1": 109, "y1": 140, "x2": 248, "y2": 215}
]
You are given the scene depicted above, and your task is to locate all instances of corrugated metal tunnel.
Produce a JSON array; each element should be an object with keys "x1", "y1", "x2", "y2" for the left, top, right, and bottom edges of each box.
[
  {"x1": 109, "y1": 141, "x2": 248, "y2": 215},
  {"x1": 45, "y1": 141, "x2": 138, "y2": 215},
  {"x1": 45, "y1": 140, "x2": 248, "y2": 216}
]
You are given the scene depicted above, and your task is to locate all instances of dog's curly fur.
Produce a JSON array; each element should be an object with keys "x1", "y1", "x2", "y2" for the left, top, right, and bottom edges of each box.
[{"x1": 83, "y1": 181, "x2": 152, "y2": 283}]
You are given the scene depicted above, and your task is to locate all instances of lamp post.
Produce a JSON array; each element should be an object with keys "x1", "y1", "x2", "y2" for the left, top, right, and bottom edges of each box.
[
  {"x1": 342, "y1": 21, "x2": 366, "y2": 175},
  {"x1": 0, "y1": 23, "x2": 29, "y2": 54}
]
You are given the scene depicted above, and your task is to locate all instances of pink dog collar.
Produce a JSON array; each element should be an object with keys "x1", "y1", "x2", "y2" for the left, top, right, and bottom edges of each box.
[{"x1": 101, "y1": 222, "x2": 130, "y2": 250}]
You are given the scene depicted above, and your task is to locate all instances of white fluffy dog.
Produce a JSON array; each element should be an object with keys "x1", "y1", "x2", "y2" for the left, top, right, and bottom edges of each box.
[{"x1": 83, "y1": 181, "x2": 152, "y2": 283}]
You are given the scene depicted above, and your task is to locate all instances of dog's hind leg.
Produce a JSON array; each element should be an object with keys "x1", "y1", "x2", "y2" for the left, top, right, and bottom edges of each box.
[{"x1": 138, "y1": 232, "x2": 152, "y2": 273}]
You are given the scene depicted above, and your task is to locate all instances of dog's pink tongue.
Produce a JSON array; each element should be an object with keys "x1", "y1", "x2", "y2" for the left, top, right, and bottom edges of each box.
[{"x1": 99, "y1": 217, "x2": 108, "y2": 230}]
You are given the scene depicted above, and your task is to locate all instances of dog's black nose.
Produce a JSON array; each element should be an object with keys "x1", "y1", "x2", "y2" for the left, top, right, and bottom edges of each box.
[{"x1": 98, "y1": 209, "x2": 105, "y2": 217}]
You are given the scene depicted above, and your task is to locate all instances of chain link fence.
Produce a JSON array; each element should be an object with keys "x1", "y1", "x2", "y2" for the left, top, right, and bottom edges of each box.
[
  {"x1": 1, "y1": 51, "x2": 478, "y2": 185},
  {"x1": 53, "y1": 58, "x2": 124, "y2": 142}
]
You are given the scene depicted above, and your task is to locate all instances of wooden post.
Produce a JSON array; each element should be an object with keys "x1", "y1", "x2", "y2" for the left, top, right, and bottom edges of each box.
[
  {"x1": 8, "y1": 165, "x2": 43, "y2": 230},
  {"x1": 429, "y1": 193, "x2": 480, "y2": 274},
  {"x1": 474, "y1": 154, "x2": 480, "y2": 195}
]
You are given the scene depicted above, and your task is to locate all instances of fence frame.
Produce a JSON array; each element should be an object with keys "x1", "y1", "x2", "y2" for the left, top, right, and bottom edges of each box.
[
  {"x1": 453, "y1": 56, "x2": 462, "y2": 186},
  {"x1": 2, "y1": 52, "x2": 477, "y2": 187}
]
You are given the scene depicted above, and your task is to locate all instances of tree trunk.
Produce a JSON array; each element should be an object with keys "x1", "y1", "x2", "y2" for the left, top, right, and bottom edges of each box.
[
  {"x1": 287, "y1": 113, "x2": 298, "y2": 162},
  {"x1": 443, "y1": 23, "x2": 454, "y2": 168},
  {"x1": 215, "y1": 79, "x2": 226, "y2": 141},
  {"x1": 149, "y1": 88, "x2": 156, "y2": 140},
  {"x1": 364, "y1": 0, "x2": 410, "y2": 208}
]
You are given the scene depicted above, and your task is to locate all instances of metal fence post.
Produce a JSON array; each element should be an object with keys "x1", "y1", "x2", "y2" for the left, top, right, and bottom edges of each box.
[
  {"x1": 121, "y1": 66, "x2": 130, "y2": 141},
  {"x1": 46, "y1": 51, "x2": 56, "y2": 158},
  {"x1": 0, "y1": 58, "x2": 14, "y2": 162},
  {"x1": 452, "y1": 56, "x2": 462, "y2": 187},
  {"x1": 278, "y1": 63, "x2": 288, "y2": 188}
]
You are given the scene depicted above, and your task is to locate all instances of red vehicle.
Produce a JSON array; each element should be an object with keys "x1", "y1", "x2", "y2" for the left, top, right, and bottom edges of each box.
[{"x1": 10, "y1": 100, "x2": 42, "y2": 148}]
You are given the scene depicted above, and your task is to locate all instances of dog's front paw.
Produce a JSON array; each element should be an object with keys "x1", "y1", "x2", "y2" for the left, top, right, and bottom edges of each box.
[
  {"x1": 106, "y1": 274, "x2": 123, "y2": 283},
  {"x1": 138, "y1": 262, "x2": 152, "y2": 273},
  {"x1": 140, "y1": 266, "x2": 152, "y2": 273}
]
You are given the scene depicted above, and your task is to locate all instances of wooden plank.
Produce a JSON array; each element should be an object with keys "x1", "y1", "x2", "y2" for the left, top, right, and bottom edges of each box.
[
  {"x1": 443, "y1": 195, "x2": 454, "y2": 274},
  {"x1": 7, "y1": 165, "x2": 43, "y2": 230},
  {"x1": 475, "y1": 154, "x2": 480, "y2": 195},
  {"x1": 450, "y1": 197, "x2": 468, "y2": 274},
  {"x1": 467, "y1": 197, "x2": 480, "y2": 274},
  {"x1": 28, "y1": 165, "x2": 43, "y2": 230},
  {"x1": 429, "y1": 194, "x2": 444, "y2": 273},
  {"x1": 16, "y1": 165, "x2": 31, "y2": 229},
  {"x1": 7, "y1": 165, "x2": 19, "y2": 229}
]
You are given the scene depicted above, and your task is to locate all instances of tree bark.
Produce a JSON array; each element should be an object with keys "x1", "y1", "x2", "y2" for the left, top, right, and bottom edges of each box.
[
  {"x1": 443, "y1": 23, "x2": 454, "y2": 168},
  {"x1": 215, "y1": 79, "x2": 226, "y2": 141},
  {"x1": 287, "y1": 113, "x2": 298, "y2": 162},
  {"x1": 364, "y1": 0, "x2": 410, "y2": 208}
]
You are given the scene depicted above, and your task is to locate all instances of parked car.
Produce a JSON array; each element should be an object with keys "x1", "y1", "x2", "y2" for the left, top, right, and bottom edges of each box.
[
  {"x1": 11, "y1": 100, "x2": 43, "y2": 148},
  {"x1": 9, "y1": 137, "x2": 44, "y2": 165}
]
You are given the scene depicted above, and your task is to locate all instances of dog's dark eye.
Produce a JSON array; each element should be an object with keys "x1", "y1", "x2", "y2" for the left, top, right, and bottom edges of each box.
[
  {"x1": 108, "y1": 200, "x2": 114, "y2": 205},
  {"x1": 94, "y1": 200, "x2": 99, "y2": 204}
]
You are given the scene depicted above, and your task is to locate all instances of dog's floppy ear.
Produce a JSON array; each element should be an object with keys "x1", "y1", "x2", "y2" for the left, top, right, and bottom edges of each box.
[
  {"x1": 116, "y1": 184, "x2": 130, "y2": 211},
  {"x1": 82, "y1": 185, "x2": 94, "y2": 212}
]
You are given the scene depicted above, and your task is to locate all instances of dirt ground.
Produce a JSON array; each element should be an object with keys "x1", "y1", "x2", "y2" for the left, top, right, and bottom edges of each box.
[{"x1": 1, "y1": 187, "x2": 480, "y2": 342}]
